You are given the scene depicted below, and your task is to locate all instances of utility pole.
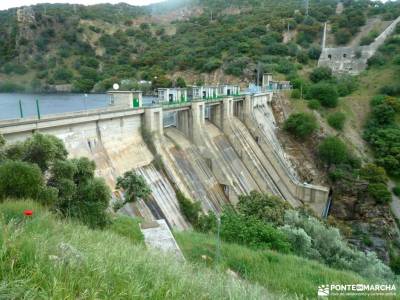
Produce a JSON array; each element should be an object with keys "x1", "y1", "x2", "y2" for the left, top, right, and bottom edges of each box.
[{"x1": 306, "y1": 0, "x2": 310, "y2": 16}]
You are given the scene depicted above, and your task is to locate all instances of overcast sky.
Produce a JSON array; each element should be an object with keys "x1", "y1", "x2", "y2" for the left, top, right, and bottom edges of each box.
[{"x1": 0, "y1": 1, "x2": 163, "y2": 11}]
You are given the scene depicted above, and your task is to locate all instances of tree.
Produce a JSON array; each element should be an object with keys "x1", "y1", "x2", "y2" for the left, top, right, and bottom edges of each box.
[
  {"x1": 327, "y1": 112, "x2": 346, "y2": 130},
  {"x1": 0, "y1": 160, "x2": 44, "y2": 200},
  {"x1": 116, "y1": 171, "x2": 151, "y2": 205},
  {"x1": 309, "y1": 66, "x2": 332, "y2": 83},
  {"x1": 22, "y1": 133, "x2": 68, "y2": 171},
  {"x1": 71, "y1": 157, "x2": 96, "y2": 184},
  {"x1": 308, "y1": 83, "x2": 339, "y2": 108},
  {"x1": 318, "y1": 136, "x2": 349, "y2": 166},
  {"x1": 72, "y1": 178, "x2": 111, "y2": 228},
  {"x1": 308, "y1": 45, "x2": 321, "y2": 60},
  {"x1": 284, "y1": 113, "x2": 318, "y2": 139},
  {"x1": 335, "y1": 29, "x2": 352, "y2": 45},
  {"x1": 175, "y1": 77, "x2": 186, "y2": 88}
]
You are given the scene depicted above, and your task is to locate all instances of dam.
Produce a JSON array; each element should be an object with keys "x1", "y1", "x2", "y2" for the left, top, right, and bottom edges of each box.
[{"x1": 0, "y1": 85, "x2": 329, "y2": 230}]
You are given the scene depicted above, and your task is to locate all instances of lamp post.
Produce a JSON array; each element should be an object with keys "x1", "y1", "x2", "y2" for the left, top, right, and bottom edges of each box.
[
  {"x1": 216, "y1": 214, "x2": 221, "y2": 264},
  {"x1": 36, "y1": 99, "x2": 41, "y2": 120},
  {"x1": 19, "y1": 99, "x2": 23, "y2": 118}
]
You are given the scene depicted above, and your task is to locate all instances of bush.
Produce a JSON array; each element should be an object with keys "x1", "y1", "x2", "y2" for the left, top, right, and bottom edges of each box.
[
  {"x1": 335, "y1": 29, "x2": 352, "y2": 45},
  {"x1": 359, "y1": 163, "x2": 388, "y2": 184},
  {"x1": 116, "y1": 171, "x2": 151, "y2": 205},
  {"x1": 307, "y1": 99, "x2": 321, "y2": 110},
  {"x1": 176, "y1": 190, "x2": 202, "y2": 226},
  {"x1": 368, "y1": 183, "x2": 392, "y2": 204},
  {"x1": 393, "y1": 186, "x2": 400, "y2": 197},
  {"x1": 336, "y1": 75, "x2": 358, "y2": 96},
  {"x1": 71, "y1": 178, "x2": 111, "y2": 228},
  {"x1": 327, "y1": 112, "x2": 346, "y2": 130},
  {"x1": 237, "y1": 191, "x2": 290, "y2": 226},
  {"x1": 367, "y1": 53, "x2": 386, "y2": 67},
  {"x1": 283, "y1": 210, "x2": 393, "y2": 279},
  {"x1": 318, "y1": 136, "x2": 349, "y2": 165},
  {"x1": 308, "y1": 82, "x2": 339, "y2": 108},
  {"x1": 309, "y1": 66, "x2": 332, "y2": 83},
  {"x1": 307, "y1": 45, "x2": 321, "y2": 60},
  {"x1": 0, "y1": 160, "x2": 44, "y2": 201},
  {"x1": 284, "y1": 113, "x2": 318, "y2": 139},
  {"x1": 220, "y1": 209, "x2": 291, "y2": 253},
  {"x1": 291, "y1": 89, "x2": 301, "y2": 99}
]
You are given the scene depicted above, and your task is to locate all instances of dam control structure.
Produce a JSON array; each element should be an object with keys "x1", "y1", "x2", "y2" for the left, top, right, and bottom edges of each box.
[{"x1": 0, "y1": 87, "x2": 329, "y2": 229}]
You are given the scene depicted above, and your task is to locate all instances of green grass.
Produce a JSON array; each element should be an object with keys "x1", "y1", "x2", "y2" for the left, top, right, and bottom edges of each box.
[
  {"x1": 175, "y1": 231, "x2": 371, "y2": 299},
  {"x1": 107, "y1": 214, "x2": 144, "y2": 244},
  {"x1": 0, "y1": 200, "x2": 275, "y2": 299}
]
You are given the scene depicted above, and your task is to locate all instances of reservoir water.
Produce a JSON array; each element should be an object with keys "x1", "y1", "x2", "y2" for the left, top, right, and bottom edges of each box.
[{"x1": 0, "y1": 93, "x2": 156, "y2": 120}]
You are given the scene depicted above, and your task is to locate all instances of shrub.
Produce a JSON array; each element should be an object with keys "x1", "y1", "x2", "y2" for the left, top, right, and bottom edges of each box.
[
  {"x1": 393, "y1": 186, "x2": 400, "y2": 197},
  {"x1": 318, "y1": 136, "x2": 349, "y2": 166},
  {"x1": 309, "y1": 66, "x2": 332, "y2": 83},
  {"x1": 368, "y1": 183, "x2": 392, "y2": 204},
  {"x1": 327, "y1": 112, "x2": 346, "y2": 130},
  {"x1": 176, "y1": 190, "x2": 202, "y2": 226},
  {"x1": 0, "y1": 160, "x2": 44, "y2": 201},
  {"x1": 53, "y1": 67, "x2": 73, "y2": 83},
  {"x1": 335, "y1": 29, "x2": 352, "y2": 45},
  {"x1": 291, "y1": 89, "x2": 301, "y2": 99},
  {"x1": 308, "y1": 45, "x2": 321, "y2": 60},
  {"x1": 220, "y1": 209, "x2": 291, "y2": 253},
  {"x1": 284, "y1": 113, "x2": 318, "y2": 139},
  {"x1": 307, "y1": 99, "x2": 321, "y2": 110},
  {"x1": 367, "y1": 53, "x2": 386, "y2": 67},
  {"x1": 283, "y1": 210, "x2": 393, "y2": 279},
  {"x1": 359, "y1": 163, "x2": 388, "y2": 184},
  {"x1": 237, "y1": 191, "x2": 290, "y2": 226},
  {"x1": 336, "y1": 75, "x2": 358, "y2": 96},
  {"x1": 379, "y1": 84, "x2": 400, "y2": 97},
  {"x1": 38, "y1": 186, "x2": 59, "y2": 206},
  {"x1": 116, "y1": 171, "x2": 151, "y2": 205},
  {"x1": 308, "y1": 83, "x2": 339, "y2": 108},
  {"x1": 71, "y1": 178, "x2": 111, "y2": 228}
]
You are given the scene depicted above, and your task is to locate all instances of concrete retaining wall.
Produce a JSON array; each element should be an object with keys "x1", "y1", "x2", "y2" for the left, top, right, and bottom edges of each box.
[{"x1": 318, "y1": 16, "x2": 400, "y2": 74}]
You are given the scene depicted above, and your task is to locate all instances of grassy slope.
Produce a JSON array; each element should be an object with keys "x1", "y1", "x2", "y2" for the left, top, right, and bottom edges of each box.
[
  {"x1": 175, "y1": 231, "x2": 368, "y2": 299},
  {"x1": 0, "y1": 200, "x2": 273, "y2": 300}
]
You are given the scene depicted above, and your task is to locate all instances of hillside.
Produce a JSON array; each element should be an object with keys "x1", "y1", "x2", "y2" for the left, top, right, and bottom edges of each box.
[
  {"x1": 0, "y1": 200, "x2": 376, "y2": 299},
  {"x1": 1, "y1": 0, "x2": 399, "y2": 93},
  {"x1": 0, "y1": 200, "x2": 272, "y2": 299}
]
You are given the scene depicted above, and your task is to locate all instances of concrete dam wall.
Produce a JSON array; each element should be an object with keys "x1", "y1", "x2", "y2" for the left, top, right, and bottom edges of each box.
[{"x1": 0, "y1": 93, "x2": 330, "y2": 230}]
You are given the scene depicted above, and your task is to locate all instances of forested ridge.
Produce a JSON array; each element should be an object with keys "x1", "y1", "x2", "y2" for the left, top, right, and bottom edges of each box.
[{"x1": 0, "y1": 0, "x2": 399, "y2": 92}]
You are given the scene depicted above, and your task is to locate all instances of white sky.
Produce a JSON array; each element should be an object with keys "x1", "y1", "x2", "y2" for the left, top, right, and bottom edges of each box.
[{"x1": 0, "y1": 1, "x2": 163, "y2": 11}]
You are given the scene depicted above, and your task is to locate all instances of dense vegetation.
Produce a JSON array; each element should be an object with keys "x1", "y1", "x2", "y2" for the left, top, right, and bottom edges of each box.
[
  {"x1": 1, "y1": 0, "x2": 399, "y2": 92},
  {"x1": 179, "y1": 191, "x2": 395, "y2": 280},
  {"x1": 0, "y1": 133, "x2": 111, "y2": 228}
]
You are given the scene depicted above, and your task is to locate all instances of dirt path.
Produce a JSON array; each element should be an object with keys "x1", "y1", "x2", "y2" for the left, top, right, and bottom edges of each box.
[{"x1": 389, "y1": 180, "x2": 400, "y2": 220}]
